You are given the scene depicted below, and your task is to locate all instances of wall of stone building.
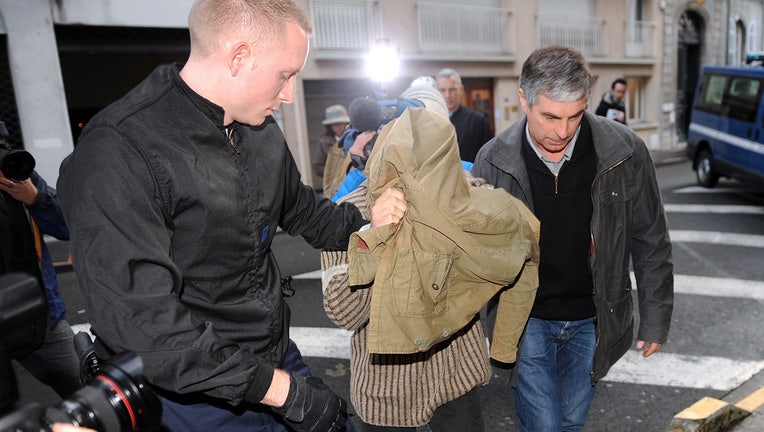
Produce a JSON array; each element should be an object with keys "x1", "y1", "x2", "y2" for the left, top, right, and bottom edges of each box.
[
  {"x1": 6, "y1": 0, "x2": 762, "y2": 187},
  {"x1": 657, "y1": 0, "x2": 764, "y2": 149},
  {"x1": 728, "y1": 0, "x2": 764, "y2": 63}
]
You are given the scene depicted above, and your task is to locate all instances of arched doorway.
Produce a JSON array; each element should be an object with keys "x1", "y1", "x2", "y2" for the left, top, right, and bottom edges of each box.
[
  {"x1": 676, "y1": 10, "x2": 704, "y2": 142},
  {"x1": 734, "y1": 19, "x2": 746, "y2": 65}
]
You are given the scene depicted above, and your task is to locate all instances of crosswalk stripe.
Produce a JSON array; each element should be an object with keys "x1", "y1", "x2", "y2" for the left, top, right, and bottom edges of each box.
[
  {"x1": 674, "y1": 186, "x2": 762, "y2": 195},
  {"x1": 664, "y1": 203, "x2": 764, "y2": 214},
  {"x1": 291, "y1": 327, "x2": 352, "y2": 360},
  {"x1": 288, "y1": 327, "x2": 764, "y2": 391},
  {"x1": 75, "y1": 269, "x2": 763, "y2": 392},
  {"x1": 73, "y1": 315, "x2": 764, "y2": 391},
  {"x1": 630, "y1": 273, "x2": 764, "y2": 300},
  {"x1": 293, "y1": 269, "x2": 323, "y2": 279},
  {"x1": 603, "y1": 350, "x2": 764, "y2": 391},
  {"x1": 670, "y1": 230, "x2": 764, "y2": 248}
]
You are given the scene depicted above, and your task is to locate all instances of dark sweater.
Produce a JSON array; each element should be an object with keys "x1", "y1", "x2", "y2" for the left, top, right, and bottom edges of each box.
[
  {"x1": 522, "y1": 119, "x2": 597, "y2": 320},
  {"x1": 450, "y1": 105, "x2": 493, "y2": 163}
]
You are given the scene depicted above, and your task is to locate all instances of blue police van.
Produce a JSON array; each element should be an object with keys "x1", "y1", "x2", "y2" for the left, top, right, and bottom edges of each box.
[{"x1": 686, "y1": 62, "x2": 764, "y2": 188}]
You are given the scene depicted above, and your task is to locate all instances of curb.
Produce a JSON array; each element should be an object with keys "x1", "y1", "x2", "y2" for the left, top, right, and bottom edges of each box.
[{"x1": 669, "y1": 370, "x2": 764, "y2": 432}]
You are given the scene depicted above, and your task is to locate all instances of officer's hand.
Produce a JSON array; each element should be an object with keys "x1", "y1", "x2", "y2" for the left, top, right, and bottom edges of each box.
[{"x1": 273, "y1": 374, "x2": 347, "y2": 432}]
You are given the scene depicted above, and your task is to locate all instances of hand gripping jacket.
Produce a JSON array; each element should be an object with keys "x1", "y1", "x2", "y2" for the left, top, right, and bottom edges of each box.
[{"x1": 347, "y1": 108, "x2": 540, "y2": 364}]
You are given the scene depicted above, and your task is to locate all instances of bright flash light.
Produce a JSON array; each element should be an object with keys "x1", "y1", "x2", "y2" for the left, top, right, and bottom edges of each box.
[{"x1": 366, "y1": 39, "x2": 400, "y2": 84}]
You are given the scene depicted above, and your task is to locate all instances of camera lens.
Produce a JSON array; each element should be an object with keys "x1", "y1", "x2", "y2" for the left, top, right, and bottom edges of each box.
[
  {"x1": 0, "y1": 148, "x2": 35, "y2": 181},
  {"x1": 45, "y1": 353, "x2": 162, "y2": 432}
]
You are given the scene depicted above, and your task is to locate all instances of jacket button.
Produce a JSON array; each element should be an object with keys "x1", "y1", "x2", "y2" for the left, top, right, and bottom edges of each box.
[
  {"x1": 612, "y1": 191, "x2": 619, "y2": 197},
  {"x1": 432, "y1": 283, "x2": 439, "y2": 290}
]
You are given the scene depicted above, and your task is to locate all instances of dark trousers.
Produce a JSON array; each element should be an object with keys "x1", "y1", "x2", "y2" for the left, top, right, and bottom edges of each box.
[
  {"x1": 160, "y1": 340, "x2": 354, "y2": 432},
  {"x1": 359, "y1": 387, "x2": 484, "y2": 432}
]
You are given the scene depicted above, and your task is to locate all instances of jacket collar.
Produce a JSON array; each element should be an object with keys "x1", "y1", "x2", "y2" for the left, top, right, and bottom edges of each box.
[
  {"x1": 166, "y1": 63, "x2": 227, "y2": 128},
  {"x1": 486, "y1": 112, "x2": 633, "y2": 178}
]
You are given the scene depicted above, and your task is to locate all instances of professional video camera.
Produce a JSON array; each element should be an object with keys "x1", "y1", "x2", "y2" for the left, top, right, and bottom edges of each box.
[
  {"x1": 0, "y1": 147, "x2": 35, "y2": 182},
  {"x1": 0, "y1": 273, "x2": 163, "y2": 432},
  {"x1": 340, "y1": 96, "x2": 425, "y2": 170}
]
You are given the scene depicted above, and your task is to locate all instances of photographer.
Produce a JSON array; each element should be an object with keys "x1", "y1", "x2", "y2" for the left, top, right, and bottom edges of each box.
[{"x1": 0, "y1": 123, "x2": 81, "y2": 399}]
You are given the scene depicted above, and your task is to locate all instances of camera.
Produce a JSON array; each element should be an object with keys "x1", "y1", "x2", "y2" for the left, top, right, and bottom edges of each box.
[
  {"x1": 0, "y1": 273, "x2": 163, "y2": 432},
  {"x1": 342, "y1": 96, "x2": 425, "y2": 170},
  {"x1": 0, "y1": 147, "x2": 35, "y2": 181}
]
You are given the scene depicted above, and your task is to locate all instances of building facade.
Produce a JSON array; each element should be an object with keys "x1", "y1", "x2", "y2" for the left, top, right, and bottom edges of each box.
[{"x1": 0, "y1": 0, "x2": 761, "y2": 187}]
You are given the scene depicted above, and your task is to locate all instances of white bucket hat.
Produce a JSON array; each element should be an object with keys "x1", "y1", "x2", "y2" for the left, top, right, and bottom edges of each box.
[{"x1": 322, "y1": 104, "x2": 350, "y2": 125}]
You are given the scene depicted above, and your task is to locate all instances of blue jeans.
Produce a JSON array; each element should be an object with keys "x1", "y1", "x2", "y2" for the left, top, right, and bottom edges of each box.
[
  {"x1": 160, "y1": 340, "x2": 355, "y2": 432},
  {"x1": 512, "y1": 317, "x2": 597, "y2": 432}
]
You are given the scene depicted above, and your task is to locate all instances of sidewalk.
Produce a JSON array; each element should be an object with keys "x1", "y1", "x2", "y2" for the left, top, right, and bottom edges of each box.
[
  {"x1": 669, "y1": 363, "x2": 764, "y2": 431},
  {"x1": 652, "y1": 145, "x2": 688, "y2": 166},
  {"x1": 724, "y1": 368, "x2": 764, "y2": 432}
]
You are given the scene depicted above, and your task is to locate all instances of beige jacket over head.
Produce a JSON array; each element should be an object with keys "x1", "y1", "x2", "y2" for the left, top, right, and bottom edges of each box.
[{"x1": 347, "y1": 108, "x2": 540, "y2": 363}]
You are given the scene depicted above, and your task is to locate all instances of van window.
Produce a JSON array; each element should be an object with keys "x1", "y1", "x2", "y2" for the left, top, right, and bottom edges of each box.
[{"x1": 694, "y1": 73, "x2": 763, "y2": 122}]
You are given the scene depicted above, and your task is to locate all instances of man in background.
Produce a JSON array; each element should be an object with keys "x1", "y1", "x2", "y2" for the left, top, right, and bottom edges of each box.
[
  {"x1": 436, "y1": 68, "x2": 493, "y2": 162},
  {"x1": 595, "y1": 78, "x2": 627, "y2": 124}
]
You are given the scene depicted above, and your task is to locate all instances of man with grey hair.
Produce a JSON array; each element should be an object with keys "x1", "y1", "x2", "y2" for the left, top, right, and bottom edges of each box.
[
  {"x1": 472, "y1": 46, "x2": 673, "y2": 431},
  {"x1": 57, "y1": 0, "x2": 406, "y2": 431},
  {"x1": 436, "y1": 68, "x2": 493, "y2": 162}
]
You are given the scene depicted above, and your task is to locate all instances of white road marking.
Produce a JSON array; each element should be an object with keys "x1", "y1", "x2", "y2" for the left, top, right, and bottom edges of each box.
[
  {"x1": 73, "y1": 271, "x2": 764, "y2": 391},
  {"x1": 670, "y1": 230, "x2": 764, "y2": 248},
  {"x1": 289, "y1": 327, "x2": 764, "y2": 391},
  {"x1": 674, "y1": 186, "x2": 761, "y2": 194},
  {"x1": 288, "y1": 272, "x2": 764, "y2": 392},
  {"x1": 603, "y1": 350, "x2": 764, "y2": 391},
  {"x1": 290, "y1": 327, "x2": 352, "y2": 360},
  {"x1": 630, "y1": 273, "x2": 764, "y2": 300},
  {"x1": 293, "y1": 269, "x2": 323, "y2": 279},
  {"x1": 664, "y1": 204, "x2": 764, "y2": 214}
]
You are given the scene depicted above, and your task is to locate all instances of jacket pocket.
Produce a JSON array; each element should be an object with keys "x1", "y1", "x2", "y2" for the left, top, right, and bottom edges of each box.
[
  {"x1": 597, "y1": 179, "x2": 634, "y2": 205},
  {"x1": 388, "y1": 249, "x2": 452, "y2": 318},
  {"x1": 601, "y1": 274, "x2": 634, "y2": 348}
]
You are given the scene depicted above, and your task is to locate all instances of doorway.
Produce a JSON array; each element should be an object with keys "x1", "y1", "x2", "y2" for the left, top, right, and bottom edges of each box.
[{"x1": 676, "y1": 10, "x2": 704, "y2": 143}]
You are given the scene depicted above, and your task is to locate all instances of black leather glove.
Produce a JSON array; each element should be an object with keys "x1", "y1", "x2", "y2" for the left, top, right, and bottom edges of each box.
[{"x1": 273, "y1": 373, "x2": 348, "y2": 432}]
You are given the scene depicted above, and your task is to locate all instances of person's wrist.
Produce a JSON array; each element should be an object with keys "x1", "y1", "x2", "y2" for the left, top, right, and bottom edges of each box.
[{"x1": 272, "y1": 373, "x2": 299, "y2": 416}]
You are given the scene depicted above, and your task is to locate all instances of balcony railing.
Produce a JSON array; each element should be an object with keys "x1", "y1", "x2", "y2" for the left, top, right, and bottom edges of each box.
[
  {"x1": 537, "y1": 14, "x2": 608, "y2": 57},
  {"x1": 310, "y1": 0, "x2": 374, "y2": 51},
  {"x1": 416, "y1": 1, "x2": 515, "y2": 55},
  {"x1": 309, "y1": 0, "x2": 514, "y2": 57},
  {"x1": 626, "y1": 20, "x2": 656, "y2": 57}
]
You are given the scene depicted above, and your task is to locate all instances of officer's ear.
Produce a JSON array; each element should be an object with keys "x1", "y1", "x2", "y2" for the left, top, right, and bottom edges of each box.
[{"x1": 228, "y1": 41, "x2": 251, "y2": 77}]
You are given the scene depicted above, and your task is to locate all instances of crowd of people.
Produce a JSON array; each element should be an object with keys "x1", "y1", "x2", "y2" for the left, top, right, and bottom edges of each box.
[{"x1": 1, "y1": 1, "x2": 673, "y2": 432}]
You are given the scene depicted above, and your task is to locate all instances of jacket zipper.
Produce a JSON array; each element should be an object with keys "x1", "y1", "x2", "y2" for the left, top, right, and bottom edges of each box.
[
  {"x1": 554, "y1": 175, "x2": 559, "y2": 194},
  {"x1": 588, "y1": 154, "x2": 629, "y2": 384},
  {"x1": 226, "y1": 126, "x2": 241, "y2": 155}
]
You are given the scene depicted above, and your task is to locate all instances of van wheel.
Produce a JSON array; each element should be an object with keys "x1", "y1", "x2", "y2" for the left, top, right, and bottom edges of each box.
[{"x1": 696, "y1": 149, "x2": 719, "y2": 188}]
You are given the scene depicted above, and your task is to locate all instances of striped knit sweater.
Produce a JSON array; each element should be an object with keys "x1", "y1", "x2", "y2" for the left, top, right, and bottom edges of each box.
[{"x1": 321, "y1": 177, "x2": 491, "y2": 428}]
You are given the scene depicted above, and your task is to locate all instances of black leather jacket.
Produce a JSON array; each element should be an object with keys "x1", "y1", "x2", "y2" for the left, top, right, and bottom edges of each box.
[
  {"x1": 472, "y1": 112, "x2": 673, "y2": 382},
  {"x1": 58, "y1": 64, "x2": 365, "y2": 405}
]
